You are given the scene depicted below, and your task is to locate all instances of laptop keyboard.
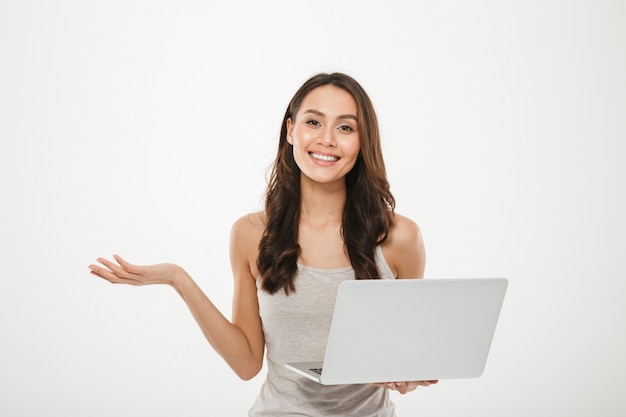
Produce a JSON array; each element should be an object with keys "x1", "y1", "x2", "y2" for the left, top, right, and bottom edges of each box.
[{"x1": 309, "y1": 368, "x2": 323, "y2": 375}]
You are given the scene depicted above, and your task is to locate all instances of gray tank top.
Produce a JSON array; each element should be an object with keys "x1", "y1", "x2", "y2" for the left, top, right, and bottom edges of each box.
[{"x1": 249, "y1": 246, "x2": 397, "y2": 417}]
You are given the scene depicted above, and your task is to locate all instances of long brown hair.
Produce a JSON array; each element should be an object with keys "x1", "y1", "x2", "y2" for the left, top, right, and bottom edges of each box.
[{"x1": 257, "y1": 73, "x2": 395, "y2": 294}]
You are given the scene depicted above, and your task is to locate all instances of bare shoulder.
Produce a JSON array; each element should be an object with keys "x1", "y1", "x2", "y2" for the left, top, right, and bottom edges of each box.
[
  {"x1": 230, "y1": 211, "x2": 265, "y2": 278},
  {"x1": 382, "y1": 213, "x2": 426, "y2": 279},
  {"x1": 231, "y1": 211, "x2": 265, "y2": 243},
  {"x1": 389, "y1": 213, "x2": 422, "y2": 245}
]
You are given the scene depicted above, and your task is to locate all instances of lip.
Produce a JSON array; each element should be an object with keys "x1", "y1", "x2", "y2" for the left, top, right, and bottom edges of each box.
[{"x1": 308, "y1": 151, "x2": 341, "y2": 163}]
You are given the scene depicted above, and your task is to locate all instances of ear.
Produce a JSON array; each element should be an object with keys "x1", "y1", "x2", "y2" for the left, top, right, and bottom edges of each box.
[{"x1": 286, "y1": 118, "x2": 294, "y2": 145}]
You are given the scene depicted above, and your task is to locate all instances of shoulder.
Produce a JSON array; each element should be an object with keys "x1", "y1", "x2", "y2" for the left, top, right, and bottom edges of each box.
[
  {"x1": 231, "y1": 211, "x2": 265, "y2": 241},
  {"x1": 230, "y1": 211, "x2": 265, "y2": 278},
  {"x1": 389, "y1": 213, "x2": 422, "y2": 245},
  {"x1": 382, "y1": 213, "x2": 426, "y2": 279}
]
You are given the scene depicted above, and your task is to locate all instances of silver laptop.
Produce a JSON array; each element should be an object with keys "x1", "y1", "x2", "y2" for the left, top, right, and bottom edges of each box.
[{"x1": 285, "y1": 278, "x2": 508, "y2": 385}]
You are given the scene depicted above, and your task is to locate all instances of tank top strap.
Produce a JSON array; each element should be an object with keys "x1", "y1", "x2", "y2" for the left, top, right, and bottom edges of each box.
[{"x1": 375, "y1": 245, "x2": 395, "y2": 279}]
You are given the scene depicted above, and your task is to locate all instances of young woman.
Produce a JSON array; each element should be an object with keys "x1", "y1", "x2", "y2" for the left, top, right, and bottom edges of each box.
[{"x1": 89, "y1": 72, "x2": 437, "y2": 416}]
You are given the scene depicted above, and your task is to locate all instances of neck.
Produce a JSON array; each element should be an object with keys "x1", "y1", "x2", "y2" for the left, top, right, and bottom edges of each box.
[{"x1": 299, "y1": 179, "x2": 346, "y2": 223}]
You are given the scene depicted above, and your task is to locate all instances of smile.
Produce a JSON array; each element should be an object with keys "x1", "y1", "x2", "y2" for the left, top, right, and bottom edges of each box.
[{"x1": 309, "y1": 152, "x2": 339, "y2": 162}]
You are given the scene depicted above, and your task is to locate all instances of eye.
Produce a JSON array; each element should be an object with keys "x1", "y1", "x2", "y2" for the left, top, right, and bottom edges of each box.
[
  {"x1": 338, "y1": 124, "x2": 354, "y2": 132},
  {"x1": 306, "y1": 119, "x2": 321, "y2": 127}
]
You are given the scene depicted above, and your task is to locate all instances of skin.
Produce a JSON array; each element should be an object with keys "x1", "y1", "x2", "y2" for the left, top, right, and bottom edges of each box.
[{"x1": 89, "y1": 84, "x2": 437, "y2": 393}]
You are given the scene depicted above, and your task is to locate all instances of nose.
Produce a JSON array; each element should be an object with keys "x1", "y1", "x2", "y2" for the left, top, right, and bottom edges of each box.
[{"x1": 318, "y1": 126, "x2": 336, "y2": 147}]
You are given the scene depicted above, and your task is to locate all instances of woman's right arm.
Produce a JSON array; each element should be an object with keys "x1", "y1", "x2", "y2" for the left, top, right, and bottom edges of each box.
[{"x1": 88, "y1": 215, "x2": 265, "y2": 380}]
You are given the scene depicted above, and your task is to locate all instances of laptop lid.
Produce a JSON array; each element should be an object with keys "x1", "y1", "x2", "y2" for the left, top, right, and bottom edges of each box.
[{"x1": 286, "y1": 278, "x2": 508, "y2": 385}]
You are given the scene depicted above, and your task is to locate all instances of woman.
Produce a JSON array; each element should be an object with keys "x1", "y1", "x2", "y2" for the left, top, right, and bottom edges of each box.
[{"x1": 89, "y1": 72, "x2": 436, "y2": 416}]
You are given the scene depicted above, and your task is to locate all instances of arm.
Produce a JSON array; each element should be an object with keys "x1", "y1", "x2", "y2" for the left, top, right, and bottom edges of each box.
[
  {"x1": 383, "y1": 213, "x2": 426, "y2": 279},
  {"x1": 376, "y1": 213, "x2": 436, "y2": 394},
  {"x1": 88, "y1": 215, "x2": 265, "y2": 380}
]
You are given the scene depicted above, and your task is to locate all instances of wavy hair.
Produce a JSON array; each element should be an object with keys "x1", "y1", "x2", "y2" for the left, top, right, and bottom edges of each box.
[{"x1": 257, "y1": 73, "x2": 395, "y2": 294}]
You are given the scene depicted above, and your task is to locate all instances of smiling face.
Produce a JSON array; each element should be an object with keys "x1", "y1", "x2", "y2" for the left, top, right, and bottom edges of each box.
[{"x1": 286, "y1": 84, "x2": 361, "y2": 188}]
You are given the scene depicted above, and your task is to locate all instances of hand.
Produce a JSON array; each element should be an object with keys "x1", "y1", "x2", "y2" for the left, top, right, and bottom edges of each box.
[
  {"x1": 88, "y1": 255, "x2": 183, "y2": 287},
  {"x1": 371, "y1": 380, "x2": 438, "y2": 395}
]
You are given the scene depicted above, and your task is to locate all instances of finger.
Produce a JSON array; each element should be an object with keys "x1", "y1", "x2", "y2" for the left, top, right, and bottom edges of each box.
[
  {"x1": 95, "y1": 257, "x2": 120, "y2": 272},
  {"x1": 97, "y1": 257, "x2": 140, "y2": 280},
  {"x1": 88, "y1": 265, "x2": 104, "y2": 279},
  {"x1": 384, "y1": 382, "x2": 404, "y2": 392},
  {"x1": 417, "y1": 380, "x2": 438, "y2": 386},
  {"x1": 412, "y1": 380, "x2": 438, "y2": 388},
  {"x1": 395, "y1": 382, "x2": 409, "y2": 394},
  {"x1": 88, "y1": 264, "x2": 124, "y2": 283},
  {"x1": 92, "y1": 258, "x2": 140, "y2": 284},
  {"x1": 113, "y1": 255, "x2": 144, "y2": 275}
]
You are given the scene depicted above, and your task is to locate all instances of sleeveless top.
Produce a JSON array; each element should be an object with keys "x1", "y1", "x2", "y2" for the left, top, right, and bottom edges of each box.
[{"x1": 248, "y1": 246, "x2": 397, "y2": 417}]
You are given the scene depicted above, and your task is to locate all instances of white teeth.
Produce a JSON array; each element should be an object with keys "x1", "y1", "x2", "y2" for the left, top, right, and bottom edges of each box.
[{"x1": 309, "y1": 152, "x2": 339, "y2": 162}]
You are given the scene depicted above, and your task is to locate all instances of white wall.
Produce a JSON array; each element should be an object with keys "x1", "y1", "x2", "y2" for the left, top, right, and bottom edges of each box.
[{"x1": 1, "y1": 1, "x2": 624, "y2": 416}]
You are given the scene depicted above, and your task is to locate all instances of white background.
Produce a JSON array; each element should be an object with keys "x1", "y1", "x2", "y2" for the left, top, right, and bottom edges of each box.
[{"x1": 1, "y1": 1, "x2": 625, "y2": 416}]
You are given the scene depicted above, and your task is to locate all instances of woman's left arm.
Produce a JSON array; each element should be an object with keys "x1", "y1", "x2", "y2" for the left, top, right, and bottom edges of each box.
[
  {"x1": 377, "y1": 214, "x2": 436, "y2": 394},
  {"x1": 384, "y1": 213, "x2": 426, "y2": 280}
]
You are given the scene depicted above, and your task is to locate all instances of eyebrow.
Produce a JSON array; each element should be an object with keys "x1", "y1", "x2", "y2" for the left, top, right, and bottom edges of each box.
[{"x1": 303, "y1": 109, "x2": 358, "y2": 122}]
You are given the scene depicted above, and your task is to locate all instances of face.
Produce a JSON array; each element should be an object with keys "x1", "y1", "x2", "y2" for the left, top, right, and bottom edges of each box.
[{"x1": 287, "y1": 85, "x2": 361, "y2": 188}]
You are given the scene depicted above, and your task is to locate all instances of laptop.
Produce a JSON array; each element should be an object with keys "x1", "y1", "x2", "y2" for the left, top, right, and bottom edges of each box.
[{"x1": 285, "y1": 278, "x2": 508, "y2": 385}]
